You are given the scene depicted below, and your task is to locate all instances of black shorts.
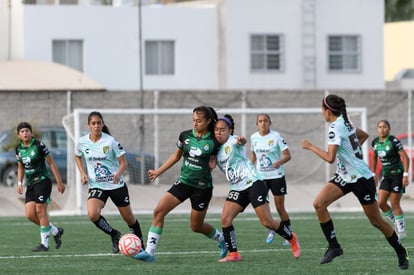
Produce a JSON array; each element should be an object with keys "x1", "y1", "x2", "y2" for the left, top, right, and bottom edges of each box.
[
  {"x1": 329, "y1": 174, "x2": 376, "y2": 205},
  {"x1": 88, "y1": 184, "x2": 131, "y2": 207},
  {"x1": 264, "y1": 176, "x2": 287, "y2": 196},
  {"x1": 225, "y1": 180, "x2": 268, "y2": 211},
  {"x1": 168, "y1": 180, "x2": 212, "y2": 211},
  {"x1": 380, "y1": 173, "x2": 405, "y2": 194},
  {"x1": 25, "y1": 178, "x2": 52, "y2": 204}
]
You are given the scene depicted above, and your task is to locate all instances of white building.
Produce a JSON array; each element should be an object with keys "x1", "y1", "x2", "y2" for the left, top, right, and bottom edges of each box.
[{"x1": 0, "y1": 0, "x2": 384, "y2": 90}]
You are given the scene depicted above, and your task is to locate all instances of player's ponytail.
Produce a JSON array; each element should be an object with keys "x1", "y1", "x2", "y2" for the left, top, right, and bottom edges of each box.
[{"x1": 322, "y1": 95, "x2": 353, "y2": 129}]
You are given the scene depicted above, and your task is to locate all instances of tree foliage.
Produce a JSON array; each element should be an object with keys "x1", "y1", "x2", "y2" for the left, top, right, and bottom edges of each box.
[{"x1": 385, "y1": 0, "x2": 414, "y2": 22}]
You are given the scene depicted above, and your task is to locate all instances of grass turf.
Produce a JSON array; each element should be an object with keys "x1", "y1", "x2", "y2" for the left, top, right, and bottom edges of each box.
[{"x1": 0, "y1": 212, "x2": 412, "y2": 274}]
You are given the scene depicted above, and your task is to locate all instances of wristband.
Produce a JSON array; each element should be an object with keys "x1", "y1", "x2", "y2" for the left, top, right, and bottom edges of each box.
[
  {"x1": 403, "y1": 172, "x2": 409, "y2": 177},
  {"x1": 17, "y1": 181, "x2": 22, "y2": 186}
]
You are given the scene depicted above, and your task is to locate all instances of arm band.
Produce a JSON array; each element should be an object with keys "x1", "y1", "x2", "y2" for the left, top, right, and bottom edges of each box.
[{"x1": 403, "y1": 172, "x2": 409, "y2": 177}]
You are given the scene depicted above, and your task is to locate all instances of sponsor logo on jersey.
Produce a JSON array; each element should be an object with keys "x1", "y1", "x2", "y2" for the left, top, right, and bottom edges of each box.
[
  {"x1": 189, "y1": 147, "x2": 202, "y2": 157},
  {"x1": 329, "y1": 131, "x2": 335, "y2": 139}
]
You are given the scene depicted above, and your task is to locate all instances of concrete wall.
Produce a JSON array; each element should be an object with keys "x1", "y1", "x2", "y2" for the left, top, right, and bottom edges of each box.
[{"x1": 384, "y1": 21, "x2": 414, "y2": 82}]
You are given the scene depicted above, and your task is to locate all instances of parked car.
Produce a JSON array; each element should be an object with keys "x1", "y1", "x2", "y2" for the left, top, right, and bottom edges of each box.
[
  {"x1": 0, "y1": 127, "x2": 155, "y2": 186},
  {"x1": 368, "y1": 133, "x2": 414, "y2": 179}
]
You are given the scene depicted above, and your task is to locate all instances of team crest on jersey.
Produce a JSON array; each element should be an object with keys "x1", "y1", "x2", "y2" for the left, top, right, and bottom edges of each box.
[
  {"x1": 386, "y1": 145, "x2": 390, "y2": 151},
  {"x1": 203, "y1": 143, "x2": 210, "y2": 151},
  {"x1": 103, "y1": 146, "x2": 109, "y2": 154},
  {"x1": 268, "y1": 139, "x2": 274, "y2": 146},
  {"x1": 30, "y1": 150, "x2": 35, "y2": 156},
  {"x1": 225, "y1": 145, "x2": 231, "y2": 154}
]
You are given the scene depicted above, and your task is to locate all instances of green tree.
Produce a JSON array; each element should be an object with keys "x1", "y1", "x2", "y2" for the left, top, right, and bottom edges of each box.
[{"x1": 385, "y1": 0, "x2": 414, "y2": 22}]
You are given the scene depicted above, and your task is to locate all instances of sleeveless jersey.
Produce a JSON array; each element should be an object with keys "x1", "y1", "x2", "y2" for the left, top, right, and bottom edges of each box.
[
  {"x1": 176, "y1": 129, "x2": 219, "y2": 189},
  {"x1": 328, "y1": 115, "x2": 372, "y2": 183},
  {"x1": 371, "y1": 135, "x2": 404, "y2": 176},
  {"x1": 15, "y1": 138, "x2": 51, "y2": 186},
  {"x1": 250, "y1": 129, "x2": 288, "y2": 179},
  {"x1": 75, "y1": 132, "x2": 126, "y2": 190},
  {"x1": 216, "y1": 135, "x2": 260, "y2": 191}
]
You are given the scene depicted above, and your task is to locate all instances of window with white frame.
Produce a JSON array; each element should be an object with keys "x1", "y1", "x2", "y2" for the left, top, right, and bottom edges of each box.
[
  {"x1": 145, "y1": 40, "x2": 175, "y2": 75},
  {"x1": 328, "y1": 35, "x2": 360, "y2": 72},
  {"x1": 52, "y1": 39, "x2": 83, "y2": 72},
  {"x1": 250, "y1": 34, "x2": 284, "y2": 72}
]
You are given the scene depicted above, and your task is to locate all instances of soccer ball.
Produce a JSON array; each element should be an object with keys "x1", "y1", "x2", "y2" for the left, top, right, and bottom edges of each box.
[{"x1": 118, "y1": 233, "x2": 142, "y2": 257}]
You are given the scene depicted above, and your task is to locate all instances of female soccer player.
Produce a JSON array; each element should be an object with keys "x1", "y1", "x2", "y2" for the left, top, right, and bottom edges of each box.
[
  {"x1": 302, "y1": 94, "x2": 408, "y2": 270},
  {"x1": 74, "y1": 111, "x2": 145, "y2": 253},
  {"x1": 250, "y1": 113, "x2": 295, "y2": 245},
  {"x1": 134, "y1": 106, "x2": 226, "y2": 262},
  {"x1": 370, "y1": 119, "x2": 409, "y2": 239},
  {"x1": 16, "y1": 122, "x2": 65, "y2": 252},
  {"x1": 215, "y1": 114, "x2": 300, "y2": 262}
]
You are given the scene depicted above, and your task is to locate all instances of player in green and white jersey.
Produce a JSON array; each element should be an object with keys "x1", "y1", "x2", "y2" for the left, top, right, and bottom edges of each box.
[
  {"x1": 370, "y1": 120, "x2": 409, "y2": 239},
  {"x1": 302, "y1": 94, "x2": 408, "y2": 270},
  {"x1": 15, "y1": 122, "x2": 65, "y2": 252},
  {"x1": 74, "y1": 111, "x2": 145, "y2": 254},
  {"x1": 250, "y1": 113, "x2": 294, "y2": 245},
  {"x1": 214, "y1": 114, "x2": 301, "y2": 262},
  {"x1": 134, "y1": 106, "x2": 226, "y2": 263}
]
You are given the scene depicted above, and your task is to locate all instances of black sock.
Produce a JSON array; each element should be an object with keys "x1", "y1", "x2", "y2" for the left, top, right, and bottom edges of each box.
[
  {"x1": 223, "y1": 225, "x2": 237, "y2": 253},
  {"x1": 321, "y1": 219, "x2": 340, "y2": 248},
  {"x1": 93, "y1": 215, "x2": 117, "y2": 236},
  {"x1": 281, "y1": 219, "x2": 292, "y2": 232},
  {"x1": 386, "y1": 231, "x2": 405, "y2": 255},
  {"x1": 275, "y1": 223, "x2": 292, "y2": 240},
  {"x1": 129, "y1": 220, "x2": 145, "y2": 249}
]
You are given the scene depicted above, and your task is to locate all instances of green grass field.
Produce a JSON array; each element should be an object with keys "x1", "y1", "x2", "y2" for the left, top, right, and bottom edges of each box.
[{"x1": 0, "y1": 212, "x2": 412, "y2": 274}]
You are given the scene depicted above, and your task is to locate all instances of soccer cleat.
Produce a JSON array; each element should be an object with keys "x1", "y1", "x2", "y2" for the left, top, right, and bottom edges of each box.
[
  {"x1": 320, "y1": 246, "x2": 343, "y2": 264},
  {"x1": 218, "y1": 252, "x2": 242, "y2": 262},
  {"x1": 398, "y1": 248, "x2": 409, "y2": 270},
  {"x1": 132, "y1": 249, "x2": 155, "y2": 262},
  {"x1": 266, "y1": 230, "x2": 275, "y2": 244},
  {"x1": 111, "y1": 230, "x2": 121, "y2": 254},
  {"x1": 54, "y1": 227, "x2": 64, "y2": 249},
  {"x1": 289, "y1": 232, "x2": 301, "y2": 258},
  {"x1": 218, "y1": 240, "x2": 228, "y2": 258},
  {"x1": 282, "y1": 239, "x2": 290, "y2": 246},
  {"x1": 32, "y1": 244, "x2": 49, "y2": 252}
]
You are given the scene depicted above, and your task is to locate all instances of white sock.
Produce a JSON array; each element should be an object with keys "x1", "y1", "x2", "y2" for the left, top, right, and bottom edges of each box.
[
  {"x1": 40, "y1": 226, "x2": 51, "y2": 248},
  {"x1": 210, "y1": 228, "x2": 224, "y2": 243},
  {"x1": 395, "y1": 215, "x2": 405, "y2": 233},
  {"x1": 146, "y1": 231, "x2": 161, "y2": 256},
  {"x1": 49, "y1": 223, "x2": 58, "y2": 236}
]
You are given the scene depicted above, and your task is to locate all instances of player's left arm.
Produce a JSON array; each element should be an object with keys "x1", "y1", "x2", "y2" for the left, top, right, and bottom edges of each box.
[{"x1": 356, "y1": 128, "x2": 369, "y2": 145}]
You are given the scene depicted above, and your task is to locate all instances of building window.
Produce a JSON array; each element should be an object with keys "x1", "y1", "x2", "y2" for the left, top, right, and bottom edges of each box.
[
  {"x1": 145, "y1": 40, "x2": 175, "y2": 75},
  {"x1": 52, "y1": 39, "x2": 83, "y2": 72},
  {"x1": 328, "y1": 35, "x2": 360, "y2": 72},
  {"x1": 250, "y1": 34, "x2": 284, "y2": 72}
]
